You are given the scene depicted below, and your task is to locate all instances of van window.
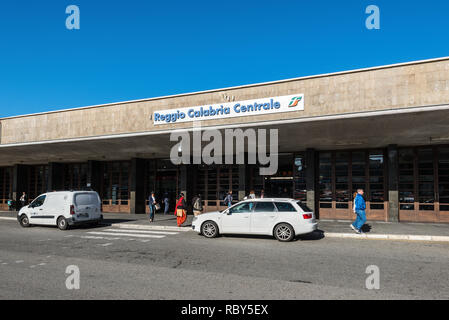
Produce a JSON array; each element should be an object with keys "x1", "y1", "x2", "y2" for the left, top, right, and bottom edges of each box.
[
  {"x1": 274, "y1": 202, "x2": 297, "y2": 212},
  {"x1": 75, "y1": 193, "x2": 99, "y2": 206},
  {"x1": 31, "y1": 195, "x2": 46, "y2": 208}
]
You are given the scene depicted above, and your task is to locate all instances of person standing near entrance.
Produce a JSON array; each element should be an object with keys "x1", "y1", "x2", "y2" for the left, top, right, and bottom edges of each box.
[
  {"x1": 224, "y1": 190, "x2": 233, "y2": 208},
  {"x1": 192, "y1": 194, "x2": 203, "y2": 216},
  {"x1": 20, "y1": 192, "x2": 27, "y2": 208},
  {"x1": 350, "y1": 189, "x2": 367, "y2": 234},
  {"x1": 249, "y1": 190, "x2": 256, "y2": 199},
  {"x1": 163, "y1": 192, "x2": 170, "y2": 215},
  {"x1": 260, "y1": 189, "x2": 265, "y2": 199},
  {"x1": 148, "y1": 192, "x2": 157, "y2": 222},
  {"x1": 175, "y1": 193, "x2": 187, "y2": 227}
]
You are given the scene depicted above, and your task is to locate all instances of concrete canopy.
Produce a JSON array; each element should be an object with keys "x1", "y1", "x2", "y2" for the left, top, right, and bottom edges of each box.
[{"x1": 0, "y1": 107, "x2": 448, "y2": 166}]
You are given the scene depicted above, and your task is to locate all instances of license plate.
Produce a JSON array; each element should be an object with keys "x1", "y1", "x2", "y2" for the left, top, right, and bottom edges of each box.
[{"x1": 79, "y1": 213, "x2": 89, "y2": 217}]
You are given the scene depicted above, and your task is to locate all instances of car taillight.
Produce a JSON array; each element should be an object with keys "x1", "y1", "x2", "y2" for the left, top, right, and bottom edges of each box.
[
  {"x1": 303, "y1": 213, "x2": 312, "y2": 219},
  {"x1": 70, "y1": 205, "x2": 75, "y2": 215}
]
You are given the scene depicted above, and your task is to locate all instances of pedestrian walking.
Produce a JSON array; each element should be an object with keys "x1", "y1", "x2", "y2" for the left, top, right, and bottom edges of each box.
[
  {"x1": 224, "y1": 190, "x2": 233, "y2": 208},
  {"x1": 260, "y1": 189, "x2": 265, "y2": 199},
  {"x1": 350, "y1": 189, "x2": 367, "y2": 234},
  {"x1": 249, "y1": 190, "x2": 256, "y2": 199},
  {"x1": 192, "y1": 194, "x2": 203, "y2": 216},
  {"x1": 19, "y1": 192, "x2": 27, "y2": 208},
  {"x1": 7, "y1": 198, "x2": 13, "y2": 211},
  {"x1": 175, "y1": 193, "x2": 187, "y2": 227},
  {"x1": 163, "y1": 192, "x2": 170, "y2": 215},
  {"x1": 148, "y1": 192, "x2": 157, "y2": 222}
]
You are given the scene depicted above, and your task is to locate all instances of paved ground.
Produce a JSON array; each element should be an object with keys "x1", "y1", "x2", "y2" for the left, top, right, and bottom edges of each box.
[{"x1": 0, "y1": 216, "x2": 448, "y2": 299}]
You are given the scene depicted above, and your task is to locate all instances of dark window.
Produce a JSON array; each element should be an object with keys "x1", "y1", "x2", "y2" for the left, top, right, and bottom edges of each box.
[
  {"x1": 297, "y1": 202, "x2": 313, "y2": 212},
  {"x1": 31, "y1": 195, "x2": 46, "y2": 208},
  {"x1": 275, "y1": 202, "x2": 297, "y2": 212},
  {"x1": 254, "y1": 202, "x2": 276, "y2": 212}
]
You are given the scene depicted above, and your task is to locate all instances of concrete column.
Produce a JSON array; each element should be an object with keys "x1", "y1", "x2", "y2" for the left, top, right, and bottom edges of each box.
[
  {"x1": 387, "y1": 145, "x2": 399, "y2": 222},
  {"x1": 238, "y1": 164, "x2": 246, "y2": 201},
  {"x1": 48, "y1": 163, "x2": 64, "y2": 192},
  {"x1": 305, "y1": 149, "x2": 317, "y2": 216},
  {"x1": 12, "y1": 164, "x2": 28, "y2": 205},
  {"x1": 130, "y1": 158, "x2": 146, "y2": 214}
]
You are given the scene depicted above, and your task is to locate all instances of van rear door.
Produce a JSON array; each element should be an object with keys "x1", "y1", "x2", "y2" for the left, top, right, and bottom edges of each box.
[{"x1": 74, "y1": 192, "x2": 100, "y2": 221}]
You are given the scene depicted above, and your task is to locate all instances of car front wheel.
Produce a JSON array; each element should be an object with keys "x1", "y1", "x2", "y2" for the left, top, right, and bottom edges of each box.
[
  {"x1": 201, "y1": 221, "x2": 219, "y2": 238},
  {"x1": 19, "y1": 215, "x2": 30, "y2": 228},
  {"x1": 274, "y1": 223, "x2": 295, "y2": 242}
]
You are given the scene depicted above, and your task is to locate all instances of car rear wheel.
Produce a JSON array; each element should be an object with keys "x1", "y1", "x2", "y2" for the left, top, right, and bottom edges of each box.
[
  {"x1": 274, "y1": 223, "x2": 295, "y2": 242},
  {"x1": 19, "y1": 215, "x2": 30, "y2": 228},
  {"x1": 57, "y1": 217, "x2": 69, "y2": 230},
  {"x1": 201, "y1": 221, "x2": 219, "y2": 238}
]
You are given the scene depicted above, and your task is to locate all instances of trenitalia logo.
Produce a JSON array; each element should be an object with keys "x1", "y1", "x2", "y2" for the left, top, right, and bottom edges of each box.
[
  {"x1": 153, "y1": 93, "x2": 305, "y2": 125},
  {"x1": 288, "y1": 96, "x2": 303, "y2": 107}
]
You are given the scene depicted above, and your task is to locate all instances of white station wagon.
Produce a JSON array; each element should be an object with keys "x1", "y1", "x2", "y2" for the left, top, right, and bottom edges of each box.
[
  {"x1": 192, "y1": 198, "x2": 317, "y2": 242},
  {"x1": 17, "y1": 191, "x2": 103, "y2": 230}
]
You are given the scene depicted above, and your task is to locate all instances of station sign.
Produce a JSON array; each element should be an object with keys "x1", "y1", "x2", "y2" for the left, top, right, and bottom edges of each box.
[{"x1": 152, "y1": 93, "x2": 304, "y2": 125}]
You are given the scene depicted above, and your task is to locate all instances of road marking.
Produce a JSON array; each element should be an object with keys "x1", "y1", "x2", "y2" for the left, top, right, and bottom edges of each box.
[
  {"x1": 38, "y1": 263, "x2": 46, "y2": 266},
  {"x1": 98, "y1": 243, "x2": 113, "y2": 247},
  {"x1": 15, "y1": 260, "x2": 24, "y2": 264},
  {"x1": 2, "y1": 262, "x2": 8, "y2": 265},
  {"x1": 80, "y1": 235, "x2": 121, "y2": 240},
  {"x1": 114, "y1": 224, "x2": 191, "y2": 232},
  {"x1": 103, "y1": 228, "x2": 178, "y2": 235},
  {"x1": 87, "y1": 231, "x2": 165, "y2": 239},
  {"x1": 30, "y1": 265, "x2": 36, "y2": 268}
]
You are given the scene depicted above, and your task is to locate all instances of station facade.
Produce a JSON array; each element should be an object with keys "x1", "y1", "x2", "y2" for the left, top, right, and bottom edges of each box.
[{"x1": 1, "y1": 57, "x2": 449, "y2": 223}]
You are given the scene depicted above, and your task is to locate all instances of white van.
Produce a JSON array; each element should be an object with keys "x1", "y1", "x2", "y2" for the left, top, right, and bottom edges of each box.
[{"x1": 17, "y1": 191, "x2": 103, "y2": 230}]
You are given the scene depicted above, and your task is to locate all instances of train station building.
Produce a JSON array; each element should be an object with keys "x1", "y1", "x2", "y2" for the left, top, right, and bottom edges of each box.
[{"x1": 1, "y1": 57, "x2": 449, "y2": 223}]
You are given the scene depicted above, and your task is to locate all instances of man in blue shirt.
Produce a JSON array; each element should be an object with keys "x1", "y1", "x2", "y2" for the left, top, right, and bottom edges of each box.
[{"x1": 350, "y1": 189, "x2": 367, "y2": 234}]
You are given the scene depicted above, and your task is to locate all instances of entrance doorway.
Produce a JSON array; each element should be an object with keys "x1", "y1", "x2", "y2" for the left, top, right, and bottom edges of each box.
[{"x1": 263, "y1": 154, "x2": 294, "y2": 198}]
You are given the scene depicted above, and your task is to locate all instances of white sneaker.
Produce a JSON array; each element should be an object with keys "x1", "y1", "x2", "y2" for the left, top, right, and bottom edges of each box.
[{"x1": 350, "y1": 224, "x2": 357, "y2": 231}]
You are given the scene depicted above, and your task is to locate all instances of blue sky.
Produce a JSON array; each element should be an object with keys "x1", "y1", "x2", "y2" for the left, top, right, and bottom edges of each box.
[{"x1": 0, "y1": 0, "x2": 448, "y2": 117}]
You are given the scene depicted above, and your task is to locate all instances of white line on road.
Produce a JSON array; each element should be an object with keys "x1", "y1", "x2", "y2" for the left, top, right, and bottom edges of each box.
[
  {"x1": 87, "y1": 231, "x2": 165, "y2": 239},
  {"x1": 98, "y1": 243, "x2": 113, "y2": 247},
  {"x1": 103, "y1": 228, "x2": 178, "y2": 235},
  {"x1": 15, "y1": 260, "x2": 24, "y2": 264},
  {"x1": 114, "y1": 224, "x2": 191, "y2": 232}
]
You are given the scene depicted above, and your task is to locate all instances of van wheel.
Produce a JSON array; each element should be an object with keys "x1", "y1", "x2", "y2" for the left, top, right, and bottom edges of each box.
[
  {"x1": 274, "y1": 223, "x2": 295, "y2": 242},
  {"x1": 19, "y1": 215, "x2": 30, "y2": 228},
  {"x1": 201, "y1": 221, "x2": 219, "y2": 238},
  {"x1": 57, "y1": 217, "x2": 69, "y2": 230}
]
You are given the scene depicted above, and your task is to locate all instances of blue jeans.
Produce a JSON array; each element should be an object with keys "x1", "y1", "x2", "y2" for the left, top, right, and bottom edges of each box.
[
  {"x1": 149, "y1": 205, "x2": 155, "y2": 220},
  {"x1": 352, "y1": 210, "x2": 366, "y2": 231}
]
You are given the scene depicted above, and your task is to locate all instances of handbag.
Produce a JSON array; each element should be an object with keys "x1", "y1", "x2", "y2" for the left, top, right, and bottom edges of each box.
[
  {"x1": 176, "y1": 209, "x2": 184, "y2": 217},
  {"x1": 155, "y1": 203, "x2": 161, "y2": 211}
]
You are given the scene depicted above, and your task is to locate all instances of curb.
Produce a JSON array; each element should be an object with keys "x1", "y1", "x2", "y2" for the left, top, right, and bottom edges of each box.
[
  {"x1": 324, "y1": 232, "x2": 449, "y2": 243},
  {"x1": 100, "y1": 222, "x2": 192, "y2": 232}
]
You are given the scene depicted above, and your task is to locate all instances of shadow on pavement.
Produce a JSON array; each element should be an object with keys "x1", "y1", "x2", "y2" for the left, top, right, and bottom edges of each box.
[
  {"x1": 361, "y1": 224, "x2": 372, "y2": 233},
  {"x1": 213, "y1": 230, "x2": 325, "y2": 242}
]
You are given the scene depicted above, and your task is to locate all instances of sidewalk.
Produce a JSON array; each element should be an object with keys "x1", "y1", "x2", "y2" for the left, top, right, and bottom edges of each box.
[{"x1": 2, "y1": 210, "x2": 449, "y2": 242}]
